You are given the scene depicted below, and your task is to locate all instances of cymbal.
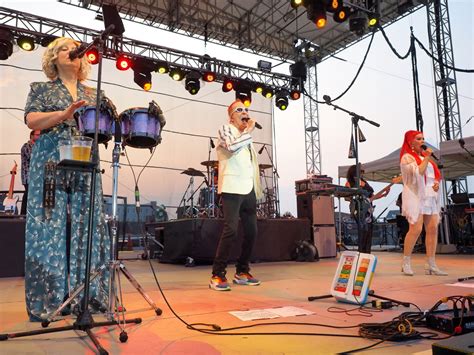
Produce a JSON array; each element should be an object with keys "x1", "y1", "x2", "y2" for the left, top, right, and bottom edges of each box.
[
  {"x1": 181, "y1": 168, "x2": 205, "y2": 177},
  {"x1": 259, "y1": 164, "x2": 273, "y2": 170},
  {"x1": 201, "y1": 160, "x2": 218, "y2": 168}
]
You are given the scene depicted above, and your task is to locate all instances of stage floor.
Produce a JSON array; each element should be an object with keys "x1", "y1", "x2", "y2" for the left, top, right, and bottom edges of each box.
[{"x1": 0, "y1": 252, "x2": 472, "y2": 354}]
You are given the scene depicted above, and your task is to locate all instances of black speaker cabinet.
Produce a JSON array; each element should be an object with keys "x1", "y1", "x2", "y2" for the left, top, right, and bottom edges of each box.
[{"x1": 297, "y1": 193, "x2": 335, "y2": 225}]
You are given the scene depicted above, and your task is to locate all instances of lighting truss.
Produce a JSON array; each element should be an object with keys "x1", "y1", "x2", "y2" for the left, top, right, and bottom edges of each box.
[{"x1": 0, "y1": 6, "x2": 293, "y2": 89}]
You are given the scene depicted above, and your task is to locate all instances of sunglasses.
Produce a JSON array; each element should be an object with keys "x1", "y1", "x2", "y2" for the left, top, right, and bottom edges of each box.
[{"x1": 232, "y1": 107, "x2": 249, "y2": 114}]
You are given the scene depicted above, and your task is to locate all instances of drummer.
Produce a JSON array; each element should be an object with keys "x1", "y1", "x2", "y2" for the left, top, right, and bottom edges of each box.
[{"x1": 23, "y1": 37, "x2": 111, "y2": 321}]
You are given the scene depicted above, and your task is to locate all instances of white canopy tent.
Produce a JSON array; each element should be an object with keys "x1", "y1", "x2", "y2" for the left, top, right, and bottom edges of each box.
[{"x1": 337, "y1": 143, "x2": 440, "y2": 183}]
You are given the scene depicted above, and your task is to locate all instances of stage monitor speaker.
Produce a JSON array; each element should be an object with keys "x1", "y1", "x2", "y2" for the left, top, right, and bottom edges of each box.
[
  {"x1": 313, "y1": 225, "x2": 337, "y2": 258},
  {"x1": 297, "y1": 194, "x2": 335, "y2": 225}
]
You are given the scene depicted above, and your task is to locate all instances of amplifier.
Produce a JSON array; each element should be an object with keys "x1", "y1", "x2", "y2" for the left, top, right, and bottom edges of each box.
[
  {"x1": 426, "y1": 310, "x2": 474, "y2": 335},
  {"x1": 295, "y1": 175, "x2": 333, "y2": 193}
]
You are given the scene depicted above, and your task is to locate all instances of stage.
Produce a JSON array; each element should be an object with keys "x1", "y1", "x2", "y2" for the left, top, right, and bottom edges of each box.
[{"x1": 0, "y1": 252, "x2": 472, "y2": 354}]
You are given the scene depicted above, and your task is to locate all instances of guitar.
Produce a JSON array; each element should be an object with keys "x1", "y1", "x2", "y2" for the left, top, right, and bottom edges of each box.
[
  {"x1": 369, "y1": 175, "x2": 403, "y2": 202},
  {"x1": 3, "y1": 161, "x2": 19, "y2": 214},
  {"x1": 348, "y1": 175, "x2": 402, "y2": 222}
]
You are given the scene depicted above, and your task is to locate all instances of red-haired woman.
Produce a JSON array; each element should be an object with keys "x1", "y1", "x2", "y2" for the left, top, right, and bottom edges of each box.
[{"x1": 399, "y1": 130, "x2": 447, "y2": 276}]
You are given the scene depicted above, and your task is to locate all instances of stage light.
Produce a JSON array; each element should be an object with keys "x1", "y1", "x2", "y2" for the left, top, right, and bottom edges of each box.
[
  {"x1": 290, "y1": 89, "x2": 301, "y2": 100},
  {"x1": 116, "y1": 54, "x2": 132, "y2": 71},
  {"x1": 291, "y1": 0, "x2": 304, "y2": 9},
  {"x1": 222, "y1": 78, "x2": 234, "y2": 92},
  {"x1": 17, "y1": 35, "x2": 35, "y2": 51},
  {"x1": 326, "y1": 0, "x2": 341, "y2": 13},
  {"x1": 333, "y1": 6, "x2": 349, "y2": 23},
  {"x1": 202, "y1": 71, "x2": 216, "y2": 82},
  {"x1": 86, "y1": 47, "x2": 99, "y2": 64},
  {"x1": 169, "y1": 67, "x2": 185, "y2": 81},
  {"x1": 253, "y1": 83, "x2": 264, "y2": 94},
  {"x1": 275, "y1": 90, "x2": 289, "y2": 111},
  {"x1": 185, "y1": 71, "x2": 201, "y2": 95},
  {"x1": 306, "y1": 1, "x2": 327, "y2": 29},
  {"x1": 257, "y1": 60, "x2": 272, "y2": 72},
  {"x1": 40, "y1": 35, "x2": 58, "y2": 47},
  {"x1": 262, "y1": 87, "x2": 274, "y2": 99},
  {"x1": 133, "y1": 70, "x2": 152, "y2": 91},
  {"x1": 368, "y1": 13, "x2": 379, "y2": 28},
  {"x1": 0, "y1": 28, "x2": 14, "y2": 60},
  {"x1": 155, "y1": 61, "x2": 169, "y2": 74},
  {"x1": 290, "y1": 60, "x2": 307, "y2": 84},
  {"x1": 349, "y1": 11, "x2": 368, "y2": 36}
]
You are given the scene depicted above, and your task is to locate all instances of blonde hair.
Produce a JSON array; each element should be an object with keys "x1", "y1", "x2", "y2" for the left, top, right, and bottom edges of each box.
[{"x1": 42, "y1": 37, "x2": 91, "y2": 81}]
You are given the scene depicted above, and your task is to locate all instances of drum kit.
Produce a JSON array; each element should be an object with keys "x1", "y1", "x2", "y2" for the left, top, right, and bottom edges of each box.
[
  {"x1": 177, "y1": 160, "x2": 277, "y2": 219},
  {"x1": 178, "y1": 160, "x2": 221, "y2": 218}
]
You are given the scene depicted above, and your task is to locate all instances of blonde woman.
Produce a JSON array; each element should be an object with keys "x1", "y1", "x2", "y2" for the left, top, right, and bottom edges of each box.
[{"x1": 24, "y1": 37, "x2": 110, "y2": 321}]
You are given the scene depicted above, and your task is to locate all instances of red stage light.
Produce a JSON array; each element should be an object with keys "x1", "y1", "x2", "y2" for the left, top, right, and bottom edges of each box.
[
  {"x1": 116, "y1": 55, "x2": 132, "y2": 71},
  {"x1": 222, "y1": 78, "x2": 234, "y2": 92},
  {"x1": 203, "y1": 71, "x2": 216, "y2": 82},
  {"x1": 86, "y1": 48, "x2": 99, "y2": 65},
  {"x1": 290, "y1": 89, "x2": 301, "y2": 100}
]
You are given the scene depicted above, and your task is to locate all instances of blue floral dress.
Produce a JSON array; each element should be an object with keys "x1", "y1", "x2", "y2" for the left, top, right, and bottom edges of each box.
[{"x1": 24, "y1": 78, "x2": 110, "y2": 322}]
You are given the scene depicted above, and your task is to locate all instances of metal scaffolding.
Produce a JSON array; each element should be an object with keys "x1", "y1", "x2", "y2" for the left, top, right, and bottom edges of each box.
[
  {"x1": 426, "y1": 0, "x2": 467, "y2": 193},
  {"x1": 303, "y1": 63, "x2": 321, "y2": 175}
]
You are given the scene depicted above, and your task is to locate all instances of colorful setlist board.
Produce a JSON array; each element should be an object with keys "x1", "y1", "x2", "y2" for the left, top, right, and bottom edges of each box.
[{"x1": 330, "y1": 251, "x2": 377, "y2": 304}]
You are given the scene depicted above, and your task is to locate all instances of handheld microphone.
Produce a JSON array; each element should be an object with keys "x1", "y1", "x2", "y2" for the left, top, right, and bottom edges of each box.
[
  {"x1": 258, "y1": 144, "x2": 265, "y2": 154},
  {"x1": 421, "y1": 144, "x2": 439, "y2": 161},
  {"x1": 69, "y1": 43, "x2": 89, "y2": 60},
  {"x1": 210, "y1": 138, "x2": 215, "y2": 148},
  {"x1": 254, "y1": 121, "x2": 262, "y2": 129}
]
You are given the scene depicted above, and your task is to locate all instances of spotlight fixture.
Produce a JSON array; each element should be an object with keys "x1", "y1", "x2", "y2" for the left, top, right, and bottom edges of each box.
[
  {"x1": 235, "y1": 81, "x2": 252, "y2": 107},
  {"x1": 333, "y1": 6, "x2": 349, "y2": 23},
  {"x1": 257, "y1": 60, "x2": 272, "y2": 72},
  {"x1": 253, "y1": 83, "x2": 264, "y2": 94},
  {"x1": 326, "y1": 0, "x2": 341, "y2": 13},
  {"x1": 368, "y1": 12, "x2": 379, "y2": 28},
  {"x1": 290, "y1": 0, "x2": 304, "y2": 9},
  {"x1": 116, "y1": 54, "x2": 132, "y2": 71},
  {"x1": 185, "y1": 71, "x2": 201, "y2": 95},
  {"x1": 349, "y1": 10, "x2": 368, "y2": 36},
  {"x1": 262, "y1": 87, "x2": 274, "y2": 99},
  {"x1": 290, "y1": 60, "x2": 307, "y2": 84},
  {"x1": 133, "y1": 70, "x2": 152, "y2": 91},
  {"x1": 169, "y1": 67, "x2": 185, "y2": 81},
  {"x1": 290, "y1": 88, "x2": 301, "y2": 100},
  {"x1": 40, "y1": 35, "x2": 58, "y2": 47},
  {"x1": 155, "y1": 61, "x2": 169, "y2": 74},
  {"x1": 0, "y1": 28, "x2": 14, "y2": 60},
  {"x1": 85, "y1": 47, "x2": 100, "y2": 64},
  {"x1": 222, "y1": 78, "x2": 234, "y2": 93},
  {"x1": 17, "y1": 35, "x2": 35, "y2": 51},
  {"x1": 202, "y1": 71, "x2": 216, "y2": 82},
  {"x1": 275, "y1": 90, "x2": 289, "y2": 111},
  {"x1": 306, "y1": 0, "x2": 327, "y2": 29}
]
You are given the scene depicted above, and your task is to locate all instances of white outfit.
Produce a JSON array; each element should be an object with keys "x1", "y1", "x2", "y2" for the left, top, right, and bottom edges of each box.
[
  {"x1": 400, "y1": 153, "x2": 440, "y2": 224},
  {"x1": 216, "y1": 123, "x2": 263, "y2": 199}
]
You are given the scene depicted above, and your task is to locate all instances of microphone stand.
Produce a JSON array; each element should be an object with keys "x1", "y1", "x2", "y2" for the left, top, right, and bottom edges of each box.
[
  {"x1": 263, "y1": 145, "x2": 280, "y2": 218},
  {"x1": 323, "y1": 96, "x2": 380, "y2": 254}
]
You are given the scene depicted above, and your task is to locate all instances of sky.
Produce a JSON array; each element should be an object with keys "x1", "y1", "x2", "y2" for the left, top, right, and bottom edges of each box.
[{"x1": 1, "y1": 0, "x2": 473, "y2": 218}]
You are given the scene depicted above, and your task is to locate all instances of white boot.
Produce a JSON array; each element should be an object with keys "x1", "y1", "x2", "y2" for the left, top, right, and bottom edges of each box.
[
  {"x1": 401, "y1": 256, "x2": 414, "y2": 276},
  {"x1": 425, "y1": 257, "x2": 448, "y2": 276}
]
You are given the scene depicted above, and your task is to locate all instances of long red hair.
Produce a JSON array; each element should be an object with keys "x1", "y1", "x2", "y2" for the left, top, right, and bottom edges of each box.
[{"x1": 400, "y1": 130, "x2": 441, "y2": 181}]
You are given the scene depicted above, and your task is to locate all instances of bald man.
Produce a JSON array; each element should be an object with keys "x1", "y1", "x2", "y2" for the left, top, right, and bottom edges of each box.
[{"x1": 209, "y1": 99, "x2": 263, "y2": 291}]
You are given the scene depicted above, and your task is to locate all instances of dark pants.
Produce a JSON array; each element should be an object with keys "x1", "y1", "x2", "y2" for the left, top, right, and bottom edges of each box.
[
  {"x1": 358, "y1": 224, "x2": 373, "y2": 254},
  {"x1": 21, "y1": 184, "x2": 28, "y2": 215},
  {"x1": 212, "y1": 189, "x2": 257, "y2": 278}
]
